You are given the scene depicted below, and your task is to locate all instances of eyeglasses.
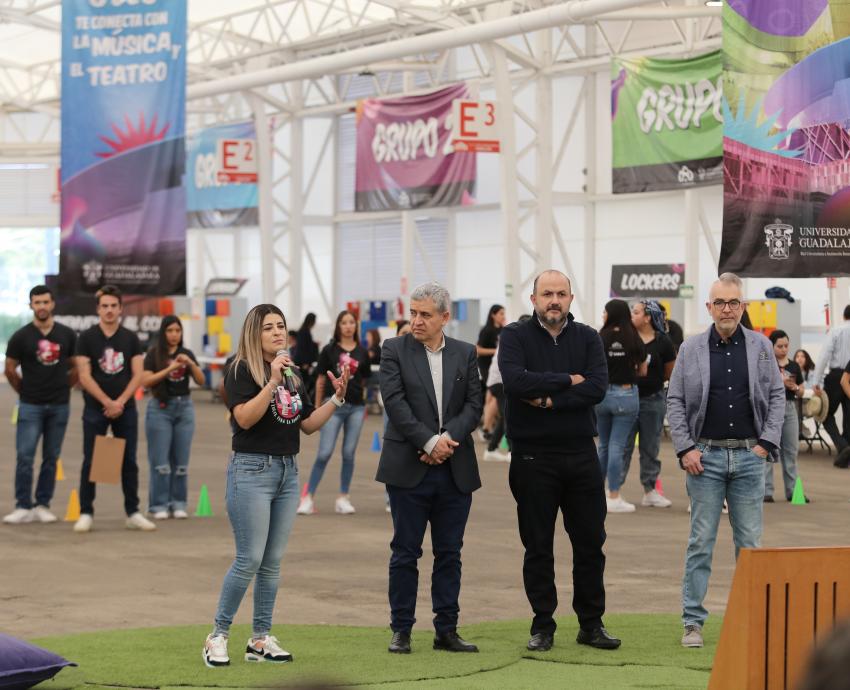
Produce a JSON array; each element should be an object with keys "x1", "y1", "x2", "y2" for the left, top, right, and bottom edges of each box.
[{"x1": 711, "y1": 299, "x2": 742, "y2": 310}]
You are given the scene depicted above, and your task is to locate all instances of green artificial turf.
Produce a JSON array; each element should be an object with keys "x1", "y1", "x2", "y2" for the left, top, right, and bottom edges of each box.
[{"x1": 33, "y1": 614, "x2": 717, "y2": 689}]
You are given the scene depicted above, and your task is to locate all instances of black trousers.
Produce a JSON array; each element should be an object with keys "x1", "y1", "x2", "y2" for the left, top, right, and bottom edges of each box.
[
  {"x1": 508, "y1": 439, "x2": 607, "y2": 635},
  {"x1": 823, "y1": 368, "x2": 850, "y2": 453},
  {"x1": 386, "y1": 463, "x2": 472, "y2": 635}
]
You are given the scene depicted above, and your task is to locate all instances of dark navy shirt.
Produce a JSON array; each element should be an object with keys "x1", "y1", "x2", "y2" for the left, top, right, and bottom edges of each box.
[{"x1": 700, "y1": 325, "x2": 757, "y2": 440}]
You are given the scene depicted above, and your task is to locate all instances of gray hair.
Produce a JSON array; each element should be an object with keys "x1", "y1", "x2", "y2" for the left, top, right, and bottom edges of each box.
[
  {"x1": 716, "y1": 272, "x2": 743, "y2": 289},
  {"x1": 410, "y1": 281, "x2": 451, "y2": 313}
]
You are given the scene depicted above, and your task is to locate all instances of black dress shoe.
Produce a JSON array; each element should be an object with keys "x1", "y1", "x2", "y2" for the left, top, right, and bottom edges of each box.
[
  {"x1": 576, "y1": 626, "x2": 621, "y2": 650},
  {"x1": 433, "y1": 630, "x2": 479, "y2": 653},
  {"x1": 833, "y1": 448, "x2": 850, "y2": 468},
  {"x1": 763, "y1": 496, "x2": 775, "y2": 503},
  {"x1": 527, "y1": 632, "x2": 554, "y2": 651},
  {"x1": 388, "y1": 631, "x2": 411, "y2": 654}
]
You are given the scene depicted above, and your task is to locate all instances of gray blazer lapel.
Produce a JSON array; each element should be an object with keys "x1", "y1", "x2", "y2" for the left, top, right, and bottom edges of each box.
[
  {"x1": 441, "y1": 342, "x2": 458, "y2": 419},
  {"x1": 698, "y1": 328, "x2": 710, "y2": 403},
  {"x1": 744, "y1": 329, "x2": 759, "y2": 403},
  {"x1": 408, "y1": 336, "x2": 439, "y2": 417}
]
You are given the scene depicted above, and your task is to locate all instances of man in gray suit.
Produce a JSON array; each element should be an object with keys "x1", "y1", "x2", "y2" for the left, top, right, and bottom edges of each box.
[
  {"x1": 377, "y1": 282, "x2": 483, "y2": 655},
  {"x1": 667, "y1": 272, "x2": 784, "y2": 649}
]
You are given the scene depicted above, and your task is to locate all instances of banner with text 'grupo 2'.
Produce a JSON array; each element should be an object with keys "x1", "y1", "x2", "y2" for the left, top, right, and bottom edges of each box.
[{"x1": 60, "y1": 0, "x2": 187, "y2": 295}]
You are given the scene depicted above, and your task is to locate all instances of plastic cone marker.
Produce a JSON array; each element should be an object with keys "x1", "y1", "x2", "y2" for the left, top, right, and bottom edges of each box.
[
  {"x1": 10, "y1": 403, "x2": 18, "y2": 425},
  {"x1": 655, "y1": 478, "x2": 664, "y2": 495},
  {"x1": 195, "y1": 484, "x2": 213, "y2": 517},
  {"x1": 500, "y1": 436, "x2": 509, "y2": 451},
  {"x1": 371, "y1": 431, "x2": 382, "y2": 452},
  {"x1": 791, "y1": 476, "x2": 807, "y2": 505},
  {"x1": 64, "y1": 490, "x2": 81, "y2": 522},
  {"x1": 55, "y1": 459, "x2": 66, "y2": 482},
  {"x1": 134, "y1": 387, "x2": 144, "y2": 401}
]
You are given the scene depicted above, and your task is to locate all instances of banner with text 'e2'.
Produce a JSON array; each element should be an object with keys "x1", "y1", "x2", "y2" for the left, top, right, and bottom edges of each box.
[
  {"x1": 611, "y1": 50, "x2": 723, "y2": 194},
  {"x1": 720, "y1": 0, "x2": 850, "y2": 277},
  {"x1": 60, "y1": 0, "x2": 187, "y2": 295}
]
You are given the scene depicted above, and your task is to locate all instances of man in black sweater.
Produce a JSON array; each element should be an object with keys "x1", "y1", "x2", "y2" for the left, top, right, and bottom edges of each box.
[{"x1": 499, "y1": 269, "x2": 619, "y2": 652}]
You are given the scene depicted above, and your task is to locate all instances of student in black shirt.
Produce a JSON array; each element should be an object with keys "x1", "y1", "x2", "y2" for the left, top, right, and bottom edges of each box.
[
  {"x1": 477, "y1": 305, "x2": 506, "y2": 441},
  {"x1": 764, "y1": 330, "x2": 805, "y2": 502},
  {"x1": 204, "y1": 303, "x2": 349, "y2": 668},
  {"x1": 621, "y1": 300, "x2": 677, "y2": 508},
  {"x1": 141, "y1": 315, "x2": 205, "y2": 520},
  {"x1": 297, "y1": 310, "x2": 371, "y2": 516},
  {"x1": 596, "y1": 299, "x2": 646, "y2": 514},
  {"x1": 3, "y1": 285, "x2": 77, "y2": 525},
  {"x1": 73, "y1": 285, "x2": 155, "y2": 533}
]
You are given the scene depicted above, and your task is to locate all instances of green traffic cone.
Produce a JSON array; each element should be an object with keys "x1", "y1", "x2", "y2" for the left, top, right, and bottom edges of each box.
[
  {"x1": 195, "y1": 484, "x2": 213, "y2": 517},
  {"x1": 499, "y1": 436, "x2": 509, "y2": 451},
  {"x1": 790, "y1": 476, "x2": 807, "y2": 505}
]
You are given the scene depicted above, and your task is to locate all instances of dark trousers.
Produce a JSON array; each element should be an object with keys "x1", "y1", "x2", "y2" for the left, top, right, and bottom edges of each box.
[
  {"x1": 80, "y1": 406, "x2": 140, "y2": 517},
  {"x1": 386, "y1": 463, "x2": 472, "y2": 635},
  {"x1": 487, "y1": 383, "x2": 508, "y2": 452},
  {"x1": 823, "y1": 368, "x2": 849, "y2": 453},
  {"x1": 508, "y1": 440, "x2": 607, "y2": 635}
]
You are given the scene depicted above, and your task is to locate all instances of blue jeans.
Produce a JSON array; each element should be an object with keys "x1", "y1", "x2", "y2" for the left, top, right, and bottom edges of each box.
[
  {"x1": 595, "y1": 385, "x2": 639, "y2": 492},
  {"x1": 145, "y1": 396, "x2": 195, "y2": 513},
  {"x1": 682, "y1": 444, "x2": 765, "y2": 627},
  {"x1": 306, "y1": 402, "x2": 365, "y2": 495},
  {"x1": 213, "y1": 453, "x2": 299, "y2": 637},
  {"x1": 764, "y1": 400, "x2": 799, "y2": 500},
  {"x1": 14, "y1": 402, "x2": 70, "y2": 509},
  {"x1": 622, "y1": 391, "x2": 666, "y2": 491}
]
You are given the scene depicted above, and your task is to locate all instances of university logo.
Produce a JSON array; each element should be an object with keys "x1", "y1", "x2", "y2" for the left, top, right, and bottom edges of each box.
[
  {"x1": 677, "y1": 165, "x2": 694, "y2": 184},
  {"x1": 764, "y1": 220, "x2": 793, "y2": 260},
  {"x1": 82, "y1": 260, "x2": 103, "y2": 286}
]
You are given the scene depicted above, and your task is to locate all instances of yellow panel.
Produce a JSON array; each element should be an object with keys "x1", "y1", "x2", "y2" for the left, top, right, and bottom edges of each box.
[
  {"x1": 207, "y1": 316, "x2": 224, "y2": 335},
  {"x1": 218, "y1": 332, "x2": 232, "y2": 354}
]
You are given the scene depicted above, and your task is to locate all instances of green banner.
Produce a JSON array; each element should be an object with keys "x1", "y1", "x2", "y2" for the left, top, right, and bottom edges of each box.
[{"x1": 611, "y1": 50, "x2": 723, "y2": 193}]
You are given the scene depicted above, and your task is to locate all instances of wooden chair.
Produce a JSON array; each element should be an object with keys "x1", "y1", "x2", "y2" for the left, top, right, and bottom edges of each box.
[{"x1": 709, "y1": 547, "x2": 850, "y2": 690}]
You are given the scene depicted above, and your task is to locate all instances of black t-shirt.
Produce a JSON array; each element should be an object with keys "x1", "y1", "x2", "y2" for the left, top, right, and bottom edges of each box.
[
  {"x1": 845, "y1": 358, "x2": 850, "y2": 375},
  {"x1": 225, "y1": 360, "x2": 315, "y2": 455},
  {"x1": 5, "y1": 322, "x2": 77, "y2": 405},
  {"x1": 143, "y1": 346, "x2": 198, "y2": 399},
  {"x1": 75, "y1": 325, "x2": 143, "y2": 409},
  {"x1": 636, "y1": 332, "x2": 677, "y2": 397},
  {"x1": 667, "y1": 320, "x2": 684, "y2": 352},
  {"x1": 601, "y1": 329, "x2": 646, "y2": 385},
  {"x1": 477, "y1": 324, "x2": 501, "y2": 380},
  {"x1": 779, "y1": 359, "x2": 804, "y2": 402},
  {"x1": 316, "y1": 342, "x2": 370, "y2": 405}
]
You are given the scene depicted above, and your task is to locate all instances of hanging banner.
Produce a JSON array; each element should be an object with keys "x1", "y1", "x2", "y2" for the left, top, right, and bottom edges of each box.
[
  {"x1": 610, "y1": 264, "x2": 686, "y2": 298},
  {"x1": 720, "y1": 0, "x2": 850, "y2": 276},
  {"x1": 355, "y1": 83, "x2": 476, "y2": 211},
  {"x1": 611, "y1": 51, "x2": 723, "y2": 194},
  {"x1": 60, "y1": 0, "x2": 187, "y2": 295},
  {"x1": 186, "y1": 122, "x2": 259, "y2": 228}
]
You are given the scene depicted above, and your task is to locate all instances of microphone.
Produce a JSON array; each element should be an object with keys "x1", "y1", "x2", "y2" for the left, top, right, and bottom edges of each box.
[{"x1": 275, "y1": 349, "x2": 295, "y2": 388}]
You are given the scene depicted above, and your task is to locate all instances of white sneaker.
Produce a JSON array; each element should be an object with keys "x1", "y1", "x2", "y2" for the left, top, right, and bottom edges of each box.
[
  {"x1": 296, "y1": 495, "x2": 315, "y2": 515},
  {"x1": 245, "y1": 635, "x2": 292, "y2": 663},
  {"x1": 203, "y1": 633, "x2": 230, "y2": 667},
  {"x1": 641, "y1": 490, "x2": 672, "y2": 508},
  {"x1": 3, "y1": 508, "x2": 34, "y2": 524},
  {"x1": 32, "y1": 505, "x2": 58, "y2": 523},
  {"x1": 73, "y1": 514, "x2": 93, "y2": 533},
  {"x1": 173, "y1": 509, "x2": 189, "y2": 519},
  {"x1": 606, "y1": 496, "x2": 636, "y2": 513},
  {"x1": 483, "y1": 449, "x2": 511, "y2": 462},
  {"x1": 335, "y1": 496, "x2": 356, "y2": 514},
  {"x1": 151, "y1": 510, "x2": 169, "y2": 520},
  {"x1": 126, "y1": 511, "x2": 157, "y2": 531},
  {"x1": 385, "y1": 504, "x2": 392, "y2": 513}
]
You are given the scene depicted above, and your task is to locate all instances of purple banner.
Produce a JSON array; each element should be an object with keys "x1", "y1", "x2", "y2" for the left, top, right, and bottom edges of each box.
[{"x1": 355, "y1": 83, "x2": 476, "y2": 211}]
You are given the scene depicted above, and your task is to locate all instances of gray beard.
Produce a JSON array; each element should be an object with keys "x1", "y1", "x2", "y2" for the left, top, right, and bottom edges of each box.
[{"x1": 536, "y1": 308, "x2": 566, "y2": 328}]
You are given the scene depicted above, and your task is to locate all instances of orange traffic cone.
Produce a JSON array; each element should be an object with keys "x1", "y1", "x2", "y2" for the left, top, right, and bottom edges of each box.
[
  {"x1": 64, "y1": 490, "x2": 81, "y2": 522},
  {"x1": 655, "y1": 478, "x2": 664, "y2": 496},
  {"x1": 134, "y1": 387, "x2": 144, "y2": 401},
  {"x1": 55, "y1": 459, "x2": 66, "y2": 481}
]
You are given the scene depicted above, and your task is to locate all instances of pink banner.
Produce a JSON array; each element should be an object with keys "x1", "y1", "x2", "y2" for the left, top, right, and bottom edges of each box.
[{"x1": 355, "y1": 83, "x2": 476, "y2": 211}]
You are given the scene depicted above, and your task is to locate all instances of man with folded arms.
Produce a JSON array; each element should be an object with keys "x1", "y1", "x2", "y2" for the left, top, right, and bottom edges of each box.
[{"x1": 667, "y1": 272, "x2": 784, "y2": 648}]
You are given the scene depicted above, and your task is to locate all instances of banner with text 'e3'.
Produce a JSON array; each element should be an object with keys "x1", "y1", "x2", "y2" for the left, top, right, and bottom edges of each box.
[{"x1": 60, "y1": 0, "x2": 187, "y2": 296}]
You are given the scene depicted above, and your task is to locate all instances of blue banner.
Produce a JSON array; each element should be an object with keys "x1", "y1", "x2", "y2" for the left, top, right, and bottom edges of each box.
[
  {"x1": 186, "y1": 121, "x2": 259, "y2": 228},
  {"x1": 60, "y1": 0, "x2": 187, "y2": 295}
]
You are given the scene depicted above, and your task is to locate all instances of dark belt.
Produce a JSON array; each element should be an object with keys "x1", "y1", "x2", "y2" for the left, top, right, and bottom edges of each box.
[{"x1": 697, "y1": 437, "x2": 758, "y2": 450}]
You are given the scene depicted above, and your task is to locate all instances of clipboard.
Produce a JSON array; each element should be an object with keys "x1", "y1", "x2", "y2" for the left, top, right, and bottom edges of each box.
[{"x1": 90, "y1": 434, "x2": 125, "y2": 484}]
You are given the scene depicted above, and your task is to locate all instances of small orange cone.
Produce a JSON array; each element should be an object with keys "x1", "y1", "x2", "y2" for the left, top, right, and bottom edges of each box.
[
  {"x1": 655, "y1": 478, "x2": 664, "y2": 496},
  {"x1": 134, "y1": 387, "x2": 144, "y2": 401},
  {"x1": 64, "y1": 489, "x2": 81, "y2": 522},
  {"x1": 55, "y1": 459, "x2": 66, "y2": 481}
]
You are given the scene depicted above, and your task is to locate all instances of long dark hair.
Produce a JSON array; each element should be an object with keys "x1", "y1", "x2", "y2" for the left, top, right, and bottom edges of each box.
[
  {"x1": 486, "y1": 304, "x2": 505, "y2": 329},
  {"x1": 601, "y1": 299, "x2": 644, "y2": 366},
  {"x1": 332, "y1": 310, "x2": 360, "y2": 344},
  {"x1": 150, "y1": 315, "x2": 183, "y2": 401},
  {"x1": 298, "y1": 312, "x2": 316, "y2": 332},
  {"x1": 794, "y1": 349, "x2": 815, "y2": 374}
]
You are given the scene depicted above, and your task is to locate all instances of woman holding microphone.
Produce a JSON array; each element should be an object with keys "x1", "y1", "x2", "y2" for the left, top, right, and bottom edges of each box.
[{"x1": 203, "y1": 304, "x2": 348, "y2": 668}]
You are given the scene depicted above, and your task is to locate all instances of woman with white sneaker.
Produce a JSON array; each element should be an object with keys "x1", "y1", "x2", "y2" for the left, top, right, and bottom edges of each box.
[
  {"x1": 142, "y1": 316, "x2": 204, "y2": 520},
  {"x1": 297, "y1": 310, "x2": 370, "y2": 516},
  {"x1": 203, "y1": 304, "x2": 348, "y2": 668}
]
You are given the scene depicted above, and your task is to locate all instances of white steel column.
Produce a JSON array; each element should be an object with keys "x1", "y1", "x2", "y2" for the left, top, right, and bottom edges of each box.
[
  {"x1": 289, "y1": 82, "x2": 304, "y2": 320},
  {"x1": 583, "y1": 27, "x2": 598, "y2": 325},
  {"x1": 684, "y1": 188, "x2": 700, "y2": 334},
  {"x1": 535, "y1": 28, "x2": 554, "y2": 280},
  {"x1": 249, "y1": 93, "x2": 275, "y2": 304},
  {"x1": 400, "y1": 70, "x2": 416, "y2": 313}
]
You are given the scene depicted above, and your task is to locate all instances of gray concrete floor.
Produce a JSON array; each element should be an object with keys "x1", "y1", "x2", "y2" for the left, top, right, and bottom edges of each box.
[{"x1": 1, "y1": 383, "x2": 848, "y2": 639}]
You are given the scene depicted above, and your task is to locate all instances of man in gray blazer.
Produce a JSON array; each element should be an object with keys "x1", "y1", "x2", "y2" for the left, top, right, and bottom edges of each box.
[
  {"x1": 377, "y1": 282, "x2": 482, "y2": 655},
  {"x1": 667, "y1": 272, "x2": 784, "y2": 649}
]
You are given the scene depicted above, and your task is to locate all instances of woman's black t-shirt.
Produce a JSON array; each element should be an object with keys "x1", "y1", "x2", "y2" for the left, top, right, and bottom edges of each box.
[
  {"x1": 316, "y1": 342, "x2": 370, "y2": 405},
  {"x1": 477, "y1": 324, "x2": 501, "y2": 381},
  {"x1": 225, "y1": 360, "x2": 314, "y2": 455},
  {"x1": 779, "y1": 359, "x2": 804, "y2": 402},
  {"x1": 601, "y1": 329, "x2": 646, "y2": 385},
  {"x1": 143, "y1": 346, "x2": 198, "y2": 398},
  {"x1": 636, "y1": 333, "x2": 677, "y2": 397}
]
